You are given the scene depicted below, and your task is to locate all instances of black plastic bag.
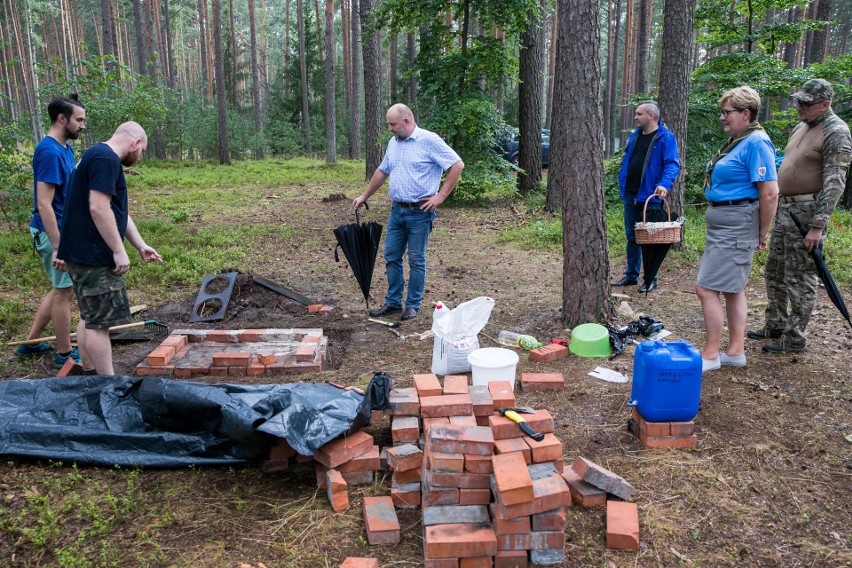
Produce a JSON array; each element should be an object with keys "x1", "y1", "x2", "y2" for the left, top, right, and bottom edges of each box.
[{"x1": 605, "y1": 315, "x2": 664, "y2": 359}]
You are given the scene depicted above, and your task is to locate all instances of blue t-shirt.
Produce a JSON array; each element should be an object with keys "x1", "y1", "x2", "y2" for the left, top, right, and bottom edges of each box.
[
  {"x1": 705, "y1": 130, "x2": 777, "y2": 202},
  {"x1": 30, "y1": 136, "x2": 77, "y2": 232},
  {"x1": 57, "y1": 143, "x2": 129, "y2": 267},
  {"x1": 379, "y1": 127, "x2": 461, "y2": 203}
]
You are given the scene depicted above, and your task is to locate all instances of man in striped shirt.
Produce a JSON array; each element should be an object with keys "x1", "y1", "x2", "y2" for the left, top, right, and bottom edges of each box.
[{"x1": 353, "y1": 104, "x2": 464, "y2": 321}]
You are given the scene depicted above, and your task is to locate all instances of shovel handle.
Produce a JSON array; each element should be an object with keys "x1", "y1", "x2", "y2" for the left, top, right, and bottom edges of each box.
[{"x1": 7, "y1": 321, "x2": 147, "y2": 346}]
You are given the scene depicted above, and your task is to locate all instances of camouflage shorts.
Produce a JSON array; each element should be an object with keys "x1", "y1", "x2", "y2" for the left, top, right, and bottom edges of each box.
[{"x1": 65, "y1": 262, "x2": 131, "y2": 330}]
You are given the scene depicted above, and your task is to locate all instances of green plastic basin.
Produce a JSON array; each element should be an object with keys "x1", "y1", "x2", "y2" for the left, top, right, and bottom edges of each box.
[{"x1": 569, "y1": 323, "x2": 611, "y2": 358}]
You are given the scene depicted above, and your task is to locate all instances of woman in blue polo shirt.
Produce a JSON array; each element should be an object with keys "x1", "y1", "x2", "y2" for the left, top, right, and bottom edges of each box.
[{"x1": 697, "y1": 86, "x2": 779, "y2": 373}]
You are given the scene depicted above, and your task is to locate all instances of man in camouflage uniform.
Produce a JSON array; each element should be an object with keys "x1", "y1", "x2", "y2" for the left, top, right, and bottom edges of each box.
[{"x1": 749, "y1": 79, "x2": 852, "y2": 353}]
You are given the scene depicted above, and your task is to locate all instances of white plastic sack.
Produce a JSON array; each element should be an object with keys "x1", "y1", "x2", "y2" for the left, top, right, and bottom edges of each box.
[{"x1": 431, "y1": 296, "x2": 495, "y2": 375}]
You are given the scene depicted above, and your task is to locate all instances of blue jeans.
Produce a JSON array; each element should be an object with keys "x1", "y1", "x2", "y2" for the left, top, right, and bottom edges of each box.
[
  {"x1": 623, "y1": 198, "x2": 665, "y2": 282},
  {"x1": 384, "y1": 204, "x2": 436, "y2": 309}
]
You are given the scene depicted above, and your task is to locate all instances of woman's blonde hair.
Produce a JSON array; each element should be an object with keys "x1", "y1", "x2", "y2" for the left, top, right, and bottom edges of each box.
[{"x1": 719, "y1": 86, "x2": 761, "y2": 122}]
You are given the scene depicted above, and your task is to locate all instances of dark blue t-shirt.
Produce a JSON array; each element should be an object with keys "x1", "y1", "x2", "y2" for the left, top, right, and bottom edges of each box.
[
  {"x1": 30, "y1": 136, "x2": 77, "y2": 232},
  {"x1": 58, "y1": 143, "x2": 129, "y2": 267}
]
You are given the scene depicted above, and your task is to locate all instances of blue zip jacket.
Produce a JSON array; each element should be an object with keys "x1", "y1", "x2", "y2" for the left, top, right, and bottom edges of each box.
[{"x1": 618, "y1": 121, "x2": 681, "y2": 204}]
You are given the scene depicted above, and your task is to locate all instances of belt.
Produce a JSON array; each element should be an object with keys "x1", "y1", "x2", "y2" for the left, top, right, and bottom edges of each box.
[
  {"x1": 393, "y1": 201, "x2": 422, "y2": 208},
  {"x1": 708, "y1": 198, "x2": 758, "y2": 207},
  {"x1": 780, "y1": 193, "x2": 817, "y2": 204}
]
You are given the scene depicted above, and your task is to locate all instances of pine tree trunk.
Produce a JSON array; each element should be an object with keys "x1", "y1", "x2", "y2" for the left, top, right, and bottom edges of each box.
[
  {"x1": 297, "y1": 0, "x2": 311, "y2": 153},
  {"x1": 133, "y1": 0, "x2": 148, "y2": 78},
  {"x1": 603, "y1": 0, "x2": 618, "y2": 155},
  {"x1": 284, "y1": 0, "x2": 290, "y2": 99},
  {"x1": 634, "y1": 0, "x2": 651, "y2": 94},
  {"x1": 229, "y1": 0, "x2": 238, "y2": 104},
  {"x1": 248, "y1": 0, "x2": 264, "y2": 158},
  {"x1": 620, "y1": 0, "x2": 634, "y2": 135},
  {"x1": 325, "y1": 0, "x2": 337, "y2": 163},
  {"x1": 360, "y1": 0, "x2": 382, "y2": 179},
  {"x1": 212, "y1": 0, "x2": 230, "y2": 163},
  {"x1": 349, "y1": 0, "x2": 362, "y2": 159},
  {"x1": 389, "y1": 33, "x2": 398, "y2": 104},
  {"x1": 101, "y1": 0, "x2": 116, "y2": 60},
  {"x1": 341, "y1": 0, "x2": 352, "y2": 135},
  {"x1": 658, "y1": 0, "x2": 696, "y2": 220},
  {"x1": 517, "y1": 0, "x2": 544, "y2": 194},
  {"x1": 808, "y1": 0, "x2": 832, "y2": 63},
  {"x1": 197, "y1": 0, "x2": 210, "y2": 103},
  {"x1": 802, "y1": 0, "x2": 818, "y2": 64},
  {"x1": 548, "y1": 0, "x2": 612, "y2": 326},
  {"x1": 407, "y1": 32, "x2": 416, "y2": 107},
  {"x1": 164, "y1": 0, "x2": 176, "y2": 87},
  {"x1": 544, "y1": 3, "x2": 557, "y2": 130}
]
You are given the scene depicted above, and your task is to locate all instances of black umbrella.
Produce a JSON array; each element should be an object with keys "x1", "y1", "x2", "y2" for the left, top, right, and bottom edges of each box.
[
  {"x1": 789, "y1": 209, "x2": 852, "y2": 329},
  {"x1": 638, "y1": 197, "x2": 679, "y2": 293},
  {"x1": 333, "y1": 204, "x2": 383, "y2": 307}
]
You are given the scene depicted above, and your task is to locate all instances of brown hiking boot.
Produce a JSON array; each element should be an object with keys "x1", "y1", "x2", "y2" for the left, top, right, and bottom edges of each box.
[{"x1": 762, "y1": 338, "x2": 806, "y2": 353}]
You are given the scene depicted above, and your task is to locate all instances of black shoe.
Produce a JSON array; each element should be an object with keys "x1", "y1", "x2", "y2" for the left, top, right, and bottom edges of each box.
[
  {"x1": 762, "y1": 338, "x2": 806, "y2": 353},
  {"x1": 747, "y1": 328, "x2": 782, "y2": 340},
  {"x1": 638, "y1": 281, "x2": 657, "y2": 293},
  {"x1": 611, "y1": 277, "x2": 638, "y2": 287},
  {"x1": 401, "y1": 307, "x2": 419, "y2": 321},
  {"x1": 369, "y1": 303, "x2": 402, "y2": 317}
]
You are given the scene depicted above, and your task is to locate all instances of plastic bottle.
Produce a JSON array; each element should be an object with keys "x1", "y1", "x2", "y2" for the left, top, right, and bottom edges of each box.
[
  {"x1": 433, "y1": 301, "x2": 448, "y2": 321},
  {"x1": 497, "y1": 330, "x2": 542, "y2": 350}
]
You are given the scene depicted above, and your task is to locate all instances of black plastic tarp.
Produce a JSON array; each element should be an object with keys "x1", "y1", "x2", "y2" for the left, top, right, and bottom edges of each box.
[{"x1": 0, "y1": 373, "x2": 392, "y2": 468}]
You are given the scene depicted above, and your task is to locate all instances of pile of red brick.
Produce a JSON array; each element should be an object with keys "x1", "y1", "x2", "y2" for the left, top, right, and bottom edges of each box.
[
  {"x1": 628, "y1": 407, "x2": 697, "y2": 449},
  {"x1": 134, "y1": 329, "x2": 327, "y2": 377}
]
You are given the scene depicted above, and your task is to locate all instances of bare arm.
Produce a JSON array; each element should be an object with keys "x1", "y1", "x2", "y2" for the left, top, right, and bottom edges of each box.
[
  {"x1": 353, "y1": 168, "x2": 390, "y2": 209},
  {"x1": 421, "y1": 160, "x2": 465, "y2": 212},
  {"x1": 125, "y1": 215, "x2": 163, "y2": 263},
  {"x1": 35, "y1": 182, "x2": 67, "y2": 270},
  {"x1": 89, "y1": 190, "x2": 131, "y2": 275},
  {"x1": 756, "y1": 180, "x2": 779, "y2": 250}
]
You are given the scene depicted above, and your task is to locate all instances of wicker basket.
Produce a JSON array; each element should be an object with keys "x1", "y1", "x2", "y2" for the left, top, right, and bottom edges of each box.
[{"x1": 635, "y1": 195, "x2": 682, "y2": 245}]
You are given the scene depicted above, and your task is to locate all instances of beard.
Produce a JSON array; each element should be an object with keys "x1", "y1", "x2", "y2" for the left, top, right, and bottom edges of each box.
[{"x1": 64, "y1": 123, "x2": 81, "y2": 140}]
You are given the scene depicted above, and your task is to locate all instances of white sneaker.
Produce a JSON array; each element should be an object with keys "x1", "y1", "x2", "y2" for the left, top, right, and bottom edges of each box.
[
  {"x1": 720, "y1": 352, "x2": 746, "y2": 367},
  {"x1": 702, "y1": 356, "x2": 721, "y2": 373}
]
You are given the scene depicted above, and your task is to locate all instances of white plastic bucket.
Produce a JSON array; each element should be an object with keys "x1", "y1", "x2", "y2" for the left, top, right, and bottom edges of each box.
[{"x1": 467, "y1": 347, "x2": 520, "y2": 390}]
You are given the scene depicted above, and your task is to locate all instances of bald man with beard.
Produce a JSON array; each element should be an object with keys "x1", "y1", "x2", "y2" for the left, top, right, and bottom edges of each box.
[{"x1": 58, "y1": 122, "x2": 163, "y2": 375}]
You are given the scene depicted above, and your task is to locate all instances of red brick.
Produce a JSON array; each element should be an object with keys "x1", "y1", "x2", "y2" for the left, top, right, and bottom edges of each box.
[
  {"x1": 370, "y1": 409, "x2": 385, "y2": 423},
  {"x1": 208, "y1": 366, "x2": 229, "y2": 376},
  {"x1": 339, "y1": 558, "x2": 378, "y2": 568},
  {"x1": 640, "y1": 433, "x2": 697, "y2": 449},
  {"x1": 342, "y1": 471, "x2": 374, "y2": 486},
  {"x1": 237, "y1": 329, "x2": 264, "y2": 342},
  {"x1": 421, "y1": 394, "x2": 474, "y2": 418},
  {"x1": 488, "y1": 381, "x2": 516, "y2": 410},
  {"x1": 524, "y1": 433, "x2": 562, "y2": 463},
  {"x1": 571, "y1": 456, "x2": 633, "y2": 500},
  {"x1": 206, "y1": 331, "x2": 236, "y2": 343},
  {"x1": 424, "y1": 524, "x2": 497, "y2": 559},
  {"x1": 428, "y1": 452, "x2": 465, "y2": 473},
  {"x1": 422, "y1": 486, "x2": 460, "y2": 507},
  {"x1": 464, "y1": 454, "x2": 494, "y2": 474},
  {"x1": 670, "y1": 420, "x2": 695, "y2": 437},
  {"x1": 495, "y1": 550, "x2": 528, "y2": 567},
  {"x1": 325, "y1": 469, "x2": 349, "y2": 512},
  {"x1": 488, "y1": 410, "x2": 555, "y2": 440},
  {"x1": 531, "y1": 508, "x2": 566, "y2": 531},
  {"x1": 307, "y1": 303, "x2": 324, "y2": 313},
  {"x1": 338, "y1": 446, "x2": 381, "y2": 472},
  {"x1": 423, "y1": 417, "x2": 451, "y2": 437},
  {"x1": 295, "y1": 343, "x2": 317, "y2": 362},
  {"x1": 174, "y1": 367, "x2": 193, "y2": 378},
  {"x1": 389, "y1": 388, "x2": 420, "y2": 416},
  {"x1": 549, "y1": 459, "x2": 564, "y2": 473},
  {"x1": 385, "y1": 444, "x2": 423, "y2": 472},
  {"x1": 429, "y1": 424, "x2": 495, "y2": 456},
  {"x1": 520, "y1": 372, "x2": 564, "y2": 392},
  {"x1": 494, "y1": 438, "x2": 531, "y2": 464},
  {"x1": 492, "y1": 452, "x2": 535, "y2": 505},
  {"x1": 443, "y1": 375, "x2": 469, "y2": 395},
  {"x1": 424, "y1": 560, "x2": 459, "y2": 568},
  {"x1": 425, "y1": 470, "x2": 491, "y2": 489},
  {"x1": 606, "y1": 500, "x2": 639, "y2": 551},
  {"x1": 459, "y1": 557, "x2": 492, "y2": 568},
  {"x1": 490, "y1": 472, "x2": 572, "y2": 519},
  {"x1": 57, "y1": 358, "x2": 84, "y2": 377},
  {"x1": 421, "y1": 505, "x2": 490, "y2": 526},
  {"x1": 147, "y1": 345, "x2": 176, "y2": 366},
  {"x1": 528, "y1": 343, "x2": 568, "y2": 363},
  {"x1": 449, "y1": 415, "x2": 478, "y2": 427},
  {"x1": 363, "y1": 496, "x2": 400, "y2": 545},
  {"x1": 212, "y1": 351, "x2": 251, "y2": 367},
  {"x1": 246, "y1": 362, "x2": 266, "y2": 376},
  {"x1": 269, "y1": 439, "x2": 296, "y2": 460},
  {"x1": 261, "y1": 458, "x2": 289, "y2": 474},
  {"x1": 475, "y1": 415, "x2": 491, "y2": 427},
  {"x1": 496, "y1": 531, "x2": 564, "y2": 551},
  {"x1": 561, "y1": 468, "x2": 606, "y2": 507},
  {"x1": 414, "y1": 373, "x2": 443, "y2": 397},
  {"x1": 256, "y1": 352, "x2": 277, "y2": 365},
  {"x1": 392, "y1": 467, "x2": 422, "y2": 484},
  {"x1": 391, "y1": 416, "x2": 420, "y2": 445},
  {"x1": 315, "y1": 430, "x2": 375, "y2": 469},
  {"x1": 468, "y1": 385, "x2": 494, "y2": 417},
  {"x1": 390, "y1": 480, "x2": 421, "y2": 508},
  {"x1": 458, "y1": 488, "x2": 492, "y2": 505},
  {"x1": 494, "y1": 516, "x2": 531, "y2": 535},
  {"x1": 160, "y1": 334, "x2": 188, "y2": 349}
]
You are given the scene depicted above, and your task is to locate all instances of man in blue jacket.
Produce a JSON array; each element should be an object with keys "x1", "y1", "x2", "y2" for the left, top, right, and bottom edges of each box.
[{"x1": 613, "y1": 100, "x2": 681, "y2": 293}]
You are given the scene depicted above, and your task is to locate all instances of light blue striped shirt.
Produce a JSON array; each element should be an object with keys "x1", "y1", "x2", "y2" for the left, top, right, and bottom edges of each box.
[{"x1": 379, "y1": 127, "x2": 461, "y2": 202}]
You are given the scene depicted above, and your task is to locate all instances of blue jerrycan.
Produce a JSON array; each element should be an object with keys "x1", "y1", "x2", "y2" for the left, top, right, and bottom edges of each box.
[{"x1": 629, "y1": 340, "x2": 703, "y2": 422}]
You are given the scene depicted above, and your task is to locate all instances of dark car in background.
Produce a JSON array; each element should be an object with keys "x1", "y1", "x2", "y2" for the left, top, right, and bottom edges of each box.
[{"x1": 499, "y1": 128, "x2": 551, "y2": 167}]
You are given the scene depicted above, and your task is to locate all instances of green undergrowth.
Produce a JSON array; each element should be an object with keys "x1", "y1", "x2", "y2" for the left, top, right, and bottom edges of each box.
[{"x1": 501, "y1": 200, "x2": 852, "y2": 287}]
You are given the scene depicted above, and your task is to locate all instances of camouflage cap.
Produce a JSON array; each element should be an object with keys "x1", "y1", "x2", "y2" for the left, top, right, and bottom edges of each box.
[{"x1": 791, "y1": 79, "x2": 834, "y2": 102}]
